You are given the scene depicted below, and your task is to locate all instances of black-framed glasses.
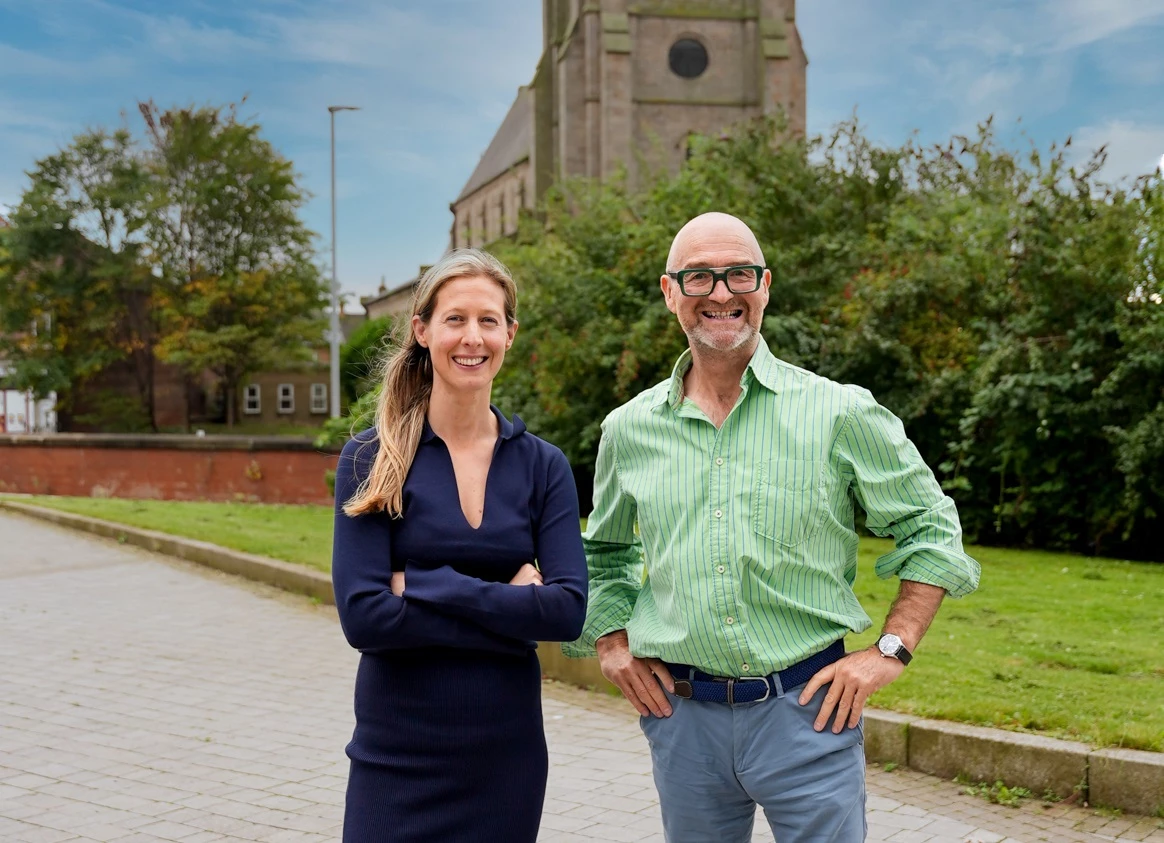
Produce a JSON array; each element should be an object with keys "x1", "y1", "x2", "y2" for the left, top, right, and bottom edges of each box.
[{"x1": 666, "y1": 265, "x2": 765, "y2": 297}]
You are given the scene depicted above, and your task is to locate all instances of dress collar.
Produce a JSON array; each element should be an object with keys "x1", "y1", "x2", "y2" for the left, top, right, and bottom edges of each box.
[{"x1": 420, "y1": 404, "x2": 525, "y2": 443}]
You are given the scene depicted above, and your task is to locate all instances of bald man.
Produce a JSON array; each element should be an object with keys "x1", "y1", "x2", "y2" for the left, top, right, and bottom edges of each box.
[{"x1": 566, "y1": 213, "x2": 980, "y2": 842}]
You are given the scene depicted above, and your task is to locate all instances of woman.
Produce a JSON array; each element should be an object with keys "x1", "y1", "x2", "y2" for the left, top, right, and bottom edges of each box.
[{"x1": 331, "y1": 249, "x2": 587, "y2": 842}]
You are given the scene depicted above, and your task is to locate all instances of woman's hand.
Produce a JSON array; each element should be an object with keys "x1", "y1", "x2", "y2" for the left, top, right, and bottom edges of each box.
[
  {"x1": 390, "y1": 572, "x2": 406, "y2": 596},
  {"x1": 509, "y1": 564, "x2": 543, "y2": 587}
]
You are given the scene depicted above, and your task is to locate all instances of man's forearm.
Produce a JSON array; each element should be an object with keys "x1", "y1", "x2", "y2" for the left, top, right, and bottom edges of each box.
[{"x1": 882, "y1": 580, "x2": 946, "y2": 650}]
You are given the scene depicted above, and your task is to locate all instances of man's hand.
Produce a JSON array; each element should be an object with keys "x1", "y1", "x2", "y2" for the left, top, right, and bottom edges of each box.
[
  {"x1": 799, "y1": 648, "x2": 904, "y2": 733},
  {"x1": 390, "y1": 572, "x2": 405, "y2": 596},
  {"x1": 509, "y1": 564, "x2": 544, "y2": 586},
  {"x1": 596, "y1": 630, "x2": 675, "y2": 718}
]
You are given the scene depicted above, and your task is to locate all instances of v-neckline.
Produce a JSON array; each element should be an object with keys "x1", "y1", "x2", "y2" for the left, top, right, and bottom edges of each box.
[{"x1": 445, "y1": 436, "x2": 501, "y2": 532}]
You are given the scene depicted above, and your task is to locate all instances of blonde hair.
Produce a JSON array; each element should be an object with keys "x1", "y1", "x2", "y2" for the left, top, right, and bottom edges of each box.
[{"x1": 343, "y1": 248, "x2": 517, "y2": 517}]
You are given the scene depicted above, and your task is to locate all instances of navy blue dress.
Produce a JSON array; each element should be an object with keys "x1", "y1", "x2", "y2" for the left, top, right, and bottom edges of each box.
[{"x1": 331, "y1": 408, "x2": 587, "y2": 842}]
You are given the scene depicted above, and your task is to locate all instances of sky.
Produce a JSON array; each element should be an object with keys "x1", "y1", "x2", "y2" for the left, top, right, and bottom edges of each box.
[{"x1": 1, "y1": 0, "x2": 1163, "y2": 311}]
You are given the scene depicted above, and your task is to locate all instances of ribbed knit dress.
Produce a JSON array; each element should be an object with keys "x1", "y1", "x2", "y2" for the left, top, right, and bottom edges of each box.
[{"x1": 331, "y1": 409, "x2": 588, "y2": 843}]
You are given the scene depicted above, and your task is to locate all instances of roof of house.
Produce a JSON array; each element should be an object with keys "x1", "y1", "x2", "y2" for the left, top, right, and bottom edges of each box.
[
  {"x1": 360, "y1": 277, "x2": 417, "y2": 313},
  {"x1": 455, "y1": 87, "x2": 533, "y2": 203}
]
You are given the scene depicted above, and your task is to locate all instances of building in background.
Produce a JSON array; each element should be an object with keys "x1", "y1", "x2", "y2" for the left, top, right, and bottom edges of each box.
[
  {"x1": 450, "y1": 0, "x2": 807, "y2": 251},
  {"x1": 370, "y1": 1, "x2": 807, "y2": 319},
  {"x1": 360, "y1": 268, "x2": 430, "y2": 321},
  {"x1": 0, "y1": 368, "x2": 56, "y2": 433},
  {"x1": 235, "y1": 311, "x2": 364, "y2": 429}
]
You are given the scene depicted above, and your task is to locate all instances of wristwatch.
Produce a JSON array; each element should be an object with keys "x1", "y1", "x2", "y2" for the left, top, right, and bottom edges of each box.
[{"x1": 876, "y1": 633, "x2": 913, "y2": 665}]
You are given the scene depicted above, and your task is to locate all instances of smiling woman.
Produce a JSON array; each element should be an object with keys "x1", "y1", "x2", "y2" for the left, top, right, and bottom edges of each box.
[
  {"x1": 412, "y1": 274, "x2": 516, "y2": 414},
  {"x1": 328, "y1": 248, "x2": 587, "y2": 842}
]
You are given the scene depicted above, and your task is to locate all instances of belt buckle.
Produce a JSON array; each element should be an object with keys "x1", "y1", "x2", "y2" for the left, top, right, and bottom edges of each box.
[{"x1": 729, "y1": 677, "x2": 771, "y2": 705}]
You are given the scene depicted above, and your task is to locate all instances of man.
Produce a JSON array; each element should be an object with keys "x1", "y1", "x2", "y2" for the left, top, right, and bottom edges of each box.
[{"x1": 565, "y1": 212, "x2": 980, "y2": 842}]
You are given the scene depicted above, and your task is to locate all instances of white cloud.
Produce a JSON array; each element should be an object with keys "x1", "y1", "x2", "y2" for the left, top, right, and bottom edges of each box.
[
  {"x1": 1046, "y1": 0, "x2": 1164, "y2": 52},
  {"x1": 254, "y1": 1, "x2": 539, "y2": 90},
  {"x1": 966, "y1": 68, "x2": 1025, "y2": 108},
  {"x1": 137, "y1": 14, "x2": 268, "y2": 62},
  {"x1": 1071, "y1": 120, "x2": 1164, "y2": 183},
  {"x1": 0, "y1": 43, "x2": 134, "y2": 80},
  {"x1": 934, "y1": 0, "x2": 1164, "y2": 57}
]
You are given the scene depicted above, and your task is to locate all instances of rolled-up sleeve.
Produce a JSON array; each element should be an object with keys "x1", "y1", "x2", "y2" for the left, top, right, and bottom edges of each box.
[{"x1": 834, "y1": 387, "x2": 981, "y2": 598}]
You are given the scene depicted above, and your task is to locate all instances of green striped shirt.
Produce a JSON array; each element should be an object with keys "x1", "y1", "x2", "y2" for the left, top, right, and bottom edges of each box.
[{"x1": 563, "y1": 341, "x2": 980, "y2": 677}]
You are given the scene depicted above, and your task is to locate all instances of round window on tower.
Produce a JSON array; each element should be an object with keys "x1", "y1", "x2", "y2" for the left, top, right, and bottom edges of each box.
[{"x1": 668, "y1": 38, "x2": 708, "y2": 79}]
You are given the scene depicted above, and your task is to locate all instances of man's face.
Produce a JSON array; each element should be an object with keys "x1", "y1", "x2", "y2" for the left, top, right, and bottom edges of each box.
[{"x1": 660, "y1": 226, "x2": 771, "y2": 354}]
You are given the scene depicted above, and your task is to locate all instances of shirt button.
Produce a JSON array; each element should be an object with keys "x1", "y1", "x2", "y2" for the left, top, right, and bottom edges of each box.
[
  {"x1": 714, "y1": 509, "x2": 723, "y2": 518},
  {"x1": 742, "y1": 663, "x2": 750, "y2": 672},
  {"x1": 716, "y1": 565, "x2": 725, "y2": 574},
  {"x1": 725, "y1": 616, "x2": 734, "y2": 625},
  {"x1": 715, "y1": 457, "x2": 724, "y2": 466}
]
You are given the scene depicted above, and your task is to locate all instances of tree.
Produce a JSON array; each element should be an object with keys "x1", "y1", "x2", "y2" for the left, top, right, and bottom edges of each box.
[
  {"x1": 320, "y1": 115, "x2": 1161, "y2": 559},
  {"x1": 0, "y1": 130, "x2": 155, "y2": 430},
  {"x1": 340, "y1": 316, "x2": 393, "y2": 404},
  {"x1": 138, "y1": 101, "x2": 328, "y2": 427},
  {"x1": 1097, "y1": 174, "x2": 1164, "y2": 554}
]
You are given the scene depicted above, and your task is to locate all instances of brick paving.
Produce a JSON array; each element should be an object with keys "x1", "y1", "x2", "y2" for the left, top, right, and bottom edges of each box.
[{"x1": 1, "y1": 509, "x2": 1161, "y2": 843}]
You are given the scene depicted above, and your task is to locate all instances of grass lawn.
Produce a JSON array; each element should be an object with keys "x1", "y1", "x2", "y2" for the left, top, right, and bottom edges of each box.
[{"x1": 7, "y1": 495, "x2": 1163, "y2": 752}]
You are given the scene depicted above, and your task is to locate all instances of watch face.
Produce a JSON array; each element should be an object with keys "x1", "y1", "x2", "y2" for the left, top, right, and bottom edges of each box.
[{"x1": 879, "y1": 634, "x2": 902, "y2": 655}]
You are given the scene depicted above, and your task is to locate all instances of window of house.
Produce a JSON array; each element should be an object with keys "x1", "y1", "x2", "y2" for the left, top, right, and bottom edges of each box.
[
  {"x1": 277, "y1": 383, "x2": 294, "y2": 414},
  {"x1": 243, "y1": 384, "x2": 261, "y2": 415},
  {"x1": 310, "y1": 383, "x2": 328, "y2": 414}
]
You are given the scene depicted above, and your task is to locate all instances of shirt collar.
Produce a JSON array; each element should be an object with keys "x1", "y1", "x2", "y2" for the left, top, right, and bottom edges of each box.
[
  {"x1": 653, "y1": 340, "x2": 784, "y2": 412},
  {"x1": 420, "y1": 404, "x2": 525, "y2": 443}
]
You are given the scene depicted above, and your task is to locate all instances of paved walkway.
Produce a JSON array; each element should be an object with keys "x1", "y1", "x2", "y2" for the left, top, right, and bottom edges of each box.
[{"x1": 1, "y1": 510, "x2": 1161, "y2": 843}]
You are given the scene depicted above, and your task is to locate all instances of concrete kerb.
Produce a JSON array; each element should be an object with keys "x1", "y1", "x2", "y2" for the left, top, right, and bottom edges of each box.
[
  {"x1": 908, "y1": 718, "x2": 1091, "y2": 800},
  {"x1": 1090, "y1": 748, "x2": 1164, "y2": 816},
  {"x1": 863, "y1": 709, "x2": 915, "y2": 768},
  {"x1": 3, "y1": 498, "x2": 1160, "y2": 817}
]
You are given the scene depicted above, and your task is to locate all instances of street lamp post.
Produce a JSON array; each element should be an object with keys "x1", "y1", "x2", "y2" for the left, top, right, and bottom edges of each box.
[{"x1": 328, "y1": 105, "x2": 360, "y2": 418}]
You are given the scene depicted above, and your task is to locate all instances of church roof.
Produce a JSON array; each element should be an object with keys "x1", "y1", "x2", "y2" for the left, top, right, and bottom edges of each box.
[{"x1": 455, "y1": 87, "x2": 533, "y2": 202}]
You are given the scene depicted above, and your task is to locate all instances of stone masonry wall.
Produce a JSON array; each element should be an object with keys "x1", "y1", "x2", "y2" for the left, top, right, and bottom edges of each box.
[{"x1": 452, "y1": 161, "x2": 533, "y2": 249}]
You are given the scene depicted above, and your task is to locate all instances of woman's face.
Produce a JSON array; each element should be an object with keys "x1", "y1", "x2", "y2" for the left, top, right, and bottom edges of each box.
[{"x1": 412, "y1": 275, "x2": 517, "y2": 396}]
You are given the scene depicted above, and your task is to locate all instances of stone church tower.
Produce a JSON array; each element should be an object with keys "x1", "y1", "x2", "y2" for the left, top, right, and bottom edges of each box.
[{"x1": 451, "y1": 0, "x2": 807, "y2": 249}]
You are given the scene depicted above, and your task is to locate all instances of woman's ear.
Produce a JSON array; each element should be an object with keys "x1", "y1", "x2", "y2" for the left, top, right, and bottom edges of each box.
[{"x1": 412, "y1": 314, "x2": 428, "y2": 348}]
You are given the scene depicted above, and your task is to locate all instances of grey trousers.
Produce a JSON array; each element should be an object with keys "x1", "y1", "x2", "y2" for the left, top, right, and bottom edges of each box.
[{"x1": 640, "y1": 681, "x2": 867, "y2": 843}]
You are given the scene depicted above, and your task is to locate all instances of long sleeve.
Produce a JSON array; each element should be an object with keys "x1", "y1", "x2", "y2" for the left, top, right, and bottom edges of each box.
[
  {"x1": 834, "y1": 387, "x2": 981, "y2": 598},
  {"x1": 331, "y1": 435, "x2": 530, "y2": 655},
  {"x1": 402, "y1": 447, "x2": 588, "y2": 642},
  {"x1": 562, "y1": 420, "x2": 644, "y2": 658}
]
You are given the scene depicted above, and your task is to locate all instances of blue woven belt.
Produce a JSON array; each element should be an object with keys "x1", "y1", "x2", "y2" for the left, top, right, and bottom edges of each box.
[{"x1": 666, "y1": 639, "x2": 846, "y2": 705}]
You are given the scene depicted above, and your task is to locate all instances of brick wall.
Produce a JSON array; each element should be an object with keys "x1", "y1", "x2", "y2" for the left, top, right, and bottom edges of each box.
[{"x1": 0, "y1": 435, "x2": 340, "y2": 505}]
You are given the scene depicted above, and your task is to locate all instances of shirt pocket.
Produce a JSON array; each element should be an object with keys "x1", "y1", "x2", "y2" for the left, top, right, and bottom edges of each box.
[{"x1": 751, "y1": 459, "x2": 826, "y2": 548}]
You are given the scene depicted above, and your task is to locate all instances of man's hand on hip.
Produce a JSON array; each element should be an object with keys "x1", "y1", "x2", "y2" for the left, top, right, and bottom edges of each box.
[
  {"x1": 798, "y1": 648, "x2": 904, "y2": 733},
  {"x1": 596, "y1": 630, "x2": 675, "y2": 718}
]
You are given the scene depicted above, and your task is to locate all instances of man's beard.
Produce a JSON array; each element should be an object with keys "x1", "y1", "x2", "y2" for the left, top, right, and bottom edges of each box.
[{"x1": 688, "y1": 318, "x2": 758, "y2": 353}]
